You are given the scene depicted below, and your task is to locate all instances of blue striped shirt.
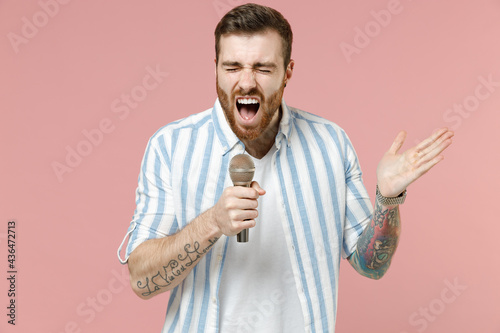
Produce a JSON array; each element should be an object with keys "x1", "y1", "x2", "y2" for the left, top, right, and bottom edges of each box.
[{"x1": 117, "y1": 99, "x2": 373, "y2": 332}]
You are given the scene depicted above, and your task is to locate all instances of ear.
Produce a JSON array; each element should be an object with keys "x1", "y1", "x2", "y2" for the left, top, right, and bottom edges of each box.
[
  {"x1": 284, "y1": 59, "x2": 294, "y2": 86},
  {"x1": 214, "y1": 58, "x2": 217, "y2": 76}
]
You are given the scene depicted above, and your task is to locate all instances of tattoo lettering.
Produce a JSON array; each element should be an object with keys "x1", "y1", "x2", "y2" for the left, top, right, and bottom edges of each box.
[
  {"x1": 137, "y1": 237, "x2": 219, "y2": 297},
  {"x1": 178, "y1": 242, "x2": 203, "y2": 267}
]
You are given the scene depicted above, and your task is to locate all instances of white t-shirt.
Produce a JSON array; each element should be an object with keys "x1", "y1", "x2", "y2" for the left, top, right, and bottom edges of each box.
[{"x1": 219, "y1": 146, "x2": 305, "y2": 332}]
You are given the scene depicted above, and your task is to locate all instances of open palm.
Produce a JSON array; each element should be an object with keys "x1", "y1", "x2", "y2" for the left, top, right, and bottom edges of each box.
[{"x1": 376, "y1": 128, "x2": 454, "y2": 198}]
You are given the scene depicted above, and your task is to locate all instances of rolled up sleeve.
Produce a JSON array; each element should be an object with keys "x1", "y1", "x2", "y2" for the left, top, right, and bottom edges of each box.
[{"x1": 117, "y1": 135, "x2": 177, "y2": 264}]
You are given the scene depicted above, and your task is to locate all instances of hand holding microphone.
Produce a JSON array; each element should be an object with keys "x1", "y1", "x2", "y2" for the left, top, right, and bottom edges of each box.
[
  {"x1": 211, "y1": 154, "x2": 264, "y2": 242},
  {"x1": 229, "y1": 154, "x2": 256, "y2": 242}
]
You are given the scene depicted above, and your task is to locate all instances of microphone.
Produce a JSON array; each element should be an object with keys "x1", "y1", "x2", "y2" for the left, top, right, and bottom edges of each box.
[{"x1": 229, "y1": 154, "x2": 255, "y2": 242}]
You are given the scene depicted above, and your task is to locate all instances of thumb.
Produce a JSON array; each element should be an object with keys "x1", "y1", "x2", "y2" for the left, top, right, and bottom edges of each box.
[
  {"x1": 388, "y1": 130, "x2": 407, "y2": 154},
  {"x1": 251, "y1": 181, "x2": 266, "y2": 195}
]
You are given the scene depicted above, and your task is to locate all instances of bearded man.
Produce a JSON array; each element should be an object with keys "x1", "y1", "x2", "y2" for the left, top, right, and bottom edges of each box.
[{"x1": 117, "y1": 3, "x2": 453, "y2": 332}]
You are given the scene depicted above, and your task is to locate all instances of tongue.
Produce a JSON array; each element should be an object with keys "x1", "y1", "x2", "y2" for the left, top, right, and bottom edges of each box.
[{"x1": 239, "y1": 104, "x2": 258, "y2": 120}]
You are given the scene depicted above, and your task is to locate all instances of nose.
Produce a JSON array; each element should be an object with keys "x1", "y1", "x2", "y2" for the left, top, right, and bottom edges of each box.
[{"x1": 238, "y1": 68, "x2": 256, "y2": 92}]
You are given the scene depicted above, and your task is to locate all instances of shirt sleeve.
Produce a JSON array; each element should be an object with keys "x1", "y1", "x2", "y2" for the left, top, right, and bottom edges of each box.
[
  {"x1": 117, "y1": 135, "x2": 177, "y2": 264},
  {"x1": 341, "y1": 132, "x2": 373, "y2": 259}
]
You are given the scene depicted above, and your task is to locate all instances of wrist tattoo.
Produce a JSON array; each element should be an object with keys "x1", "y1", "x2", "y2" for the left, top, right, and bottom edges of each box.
[{"x1": 137, "y1": 237, "x2": 219, "y2": 297}]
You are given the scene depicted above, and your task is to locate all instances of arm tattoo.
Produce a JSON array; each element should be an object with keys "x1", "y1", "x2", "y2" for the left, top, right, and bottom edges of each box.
[
  {"x1": 351, "y1": 200, "x2": 401, "y2": 278},
  {"x1": 137, "y1": 237, "x2": 219, "y2": 297}
]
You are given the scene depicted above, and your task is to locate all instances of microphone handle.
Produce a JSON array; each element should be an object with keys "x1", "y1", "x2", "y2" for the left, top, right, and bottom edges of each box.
[
  {"x1": 236, "y1": 182, "x2": 251, "y2": 243},
  {"x1": 237, "y1": 229, "x2": 248, "y2": 242}
]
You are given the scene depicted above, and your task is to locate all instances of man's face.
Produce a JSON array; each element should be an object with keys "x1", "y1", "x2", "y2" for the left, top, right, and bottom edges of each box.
[{"x1": 216, "y1": 30, "x2": 292, "y2": 142}]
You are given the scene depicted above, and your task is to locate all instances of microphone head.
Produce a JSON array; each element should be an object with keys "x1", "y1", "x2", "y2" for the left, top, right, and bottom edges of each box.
[{"x1": 229, "y1": 154, "x2": 255, "y2": 186}]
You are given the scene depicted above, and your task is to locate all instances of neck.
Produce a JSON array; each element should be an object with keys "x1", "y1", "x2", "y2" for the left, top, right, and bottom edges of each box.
[{"x1": 242, "y1": 107, "x2": 282, "y2": 159}]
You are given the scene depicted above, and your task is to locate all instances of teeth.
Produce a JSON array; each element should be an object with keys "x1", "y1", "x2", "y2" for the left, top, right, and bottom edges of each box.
[{"x1": 237, "y1": 98, "x2": 259, "y2": 104}]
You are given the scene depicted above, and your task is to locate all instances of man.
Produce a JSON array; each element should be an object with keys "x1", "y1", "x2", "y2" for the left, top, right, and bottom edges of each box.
[{"x1": 117, "y1": 3, "x2": 453, "y2": 332}]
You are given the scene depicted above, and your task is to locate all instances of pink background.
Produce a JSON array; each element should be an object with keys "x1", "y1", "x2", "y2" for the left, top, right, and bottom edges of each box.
[{"x1": 1, "y1": 0, "x2": 499, "y2": 332}]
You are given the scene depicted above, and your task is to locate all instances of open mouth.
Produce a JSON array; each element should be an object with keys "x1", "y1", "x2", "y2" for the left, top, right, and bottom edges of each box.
[{"x1": 236, "y1": 97, "x2": 260, "y2": 121}]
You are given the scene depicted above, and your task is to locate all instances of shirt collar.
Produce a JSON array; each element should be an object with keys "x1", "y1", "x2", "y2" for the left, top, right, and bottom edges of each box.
[
  {"x1": 211, "y1": 98, "x2": 293, "y2": 155},
  {"x1": 276, "y1": 99, "x2": 293, "y2": 148}
]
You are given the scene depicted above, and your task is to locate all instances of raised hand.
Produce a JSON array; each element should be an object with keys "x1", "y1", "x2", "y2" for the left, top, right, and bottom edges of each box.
[{"x1": 376, "y1": 128, "x2": 454, "y2": 198}]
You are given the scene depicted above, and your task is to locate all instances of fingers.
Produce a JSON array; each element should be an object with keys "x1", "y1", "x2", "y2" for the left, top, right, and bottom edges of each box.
[
  {"x1": 388, "y1": 130, "x2": 407, "y2": 154},
  {"x1": 418, "y1": 136, "x2": 453, "y2": 165},
  {"x1": 414, "y1": 154, "x2": 445, "y2": 179},
  {"x1": 406, "y1": 128, "x2": 453, "y2": 178},
  {"x1": 413, "y1": 128, "x2": 454, "y2": 165},
  {"x1": 251, "y1": 181, "x2": 266, "y2": 195},
  {"x1": 231, "y1": 184, "x2": 263, "y2": 199},
  {"x1": 226, "y1": 194, "x2": 259, "y2": 211},
  {"x1": 377, "y1": 128, "x2": 453, "y2": 194},
  {"x1": 227, "y1": 205, "x2": 259, "y2": 223},
  {"x1": 214, "y1": 185, "x2": 263, "y2": 236},
  {"x1": 225, "y1": 201, "x2": 259, "y2": 235},
  {"x1": 416, "y1": 128, "x2": 453, "y2": 153}
]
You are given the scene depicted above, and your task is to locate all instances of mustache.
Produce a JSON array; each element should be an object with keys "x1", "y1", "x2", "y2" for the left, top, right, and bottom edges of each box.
[{"x1": 232, "y1": 88, "x2": 264, "y2": 100}]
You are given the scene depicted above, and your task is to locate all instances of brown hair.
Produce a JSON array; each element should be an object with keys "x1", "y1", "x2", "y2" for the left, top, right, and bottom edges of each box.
[{"x1": 214, "y1": 3, "x2": 293, "y2": 69}]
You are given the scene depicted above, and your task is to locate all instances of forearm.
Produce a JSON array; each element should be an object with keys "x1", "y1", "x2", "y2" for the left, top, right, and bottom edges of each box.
[
  {"x1": 128, "y1": 208, "x2": 222, "y2": 300},
  {"x1": 348, "y1": 200, "x2": 401, "y2": 279}
]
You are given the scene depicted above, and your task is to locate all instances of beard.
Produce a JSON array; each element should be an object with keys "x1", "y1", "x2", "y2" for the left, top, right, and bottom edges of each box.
[{"x1": 216, "y1": 78, "x2": 284, "y2": 142}]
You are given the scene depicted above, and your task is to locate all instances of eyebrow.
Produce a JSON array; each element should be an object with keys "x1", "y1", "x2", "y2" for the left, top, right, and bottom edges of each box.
[
  {"x1": 221, "y1": 61, "x2": 278, "y2": 69},
  {"x1": 254, "y1": 62, "x2": 277, "y2": 69}
]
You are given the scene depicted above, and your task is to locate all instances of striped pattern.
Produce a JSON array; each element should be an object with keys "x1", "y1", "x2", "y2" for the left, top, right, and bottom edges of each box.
[{"x1": 117, "y1": 99, "x2": 373, "y2": 332}]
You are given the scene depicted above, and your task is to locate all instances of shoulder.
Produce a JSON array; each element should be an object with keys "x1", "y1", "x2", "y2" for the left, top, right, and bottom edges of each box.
[
  {"x1": 148, "y1": 108, "x2": 214, "y2": 145},
  {"x1": 287, "y1": 105, "x2": 351, "y2": 144}
]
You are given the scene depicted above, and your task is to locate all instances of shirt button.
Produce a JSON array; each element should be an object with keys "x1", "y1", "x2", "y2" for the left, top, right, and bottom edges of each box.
[
  {"x1": 217, "y1": 255, "x2": 222, "y2": 262},
  {"x1": 212, "y1": 297, "x2": 217, "y2": 304},
  {"x1": 291, "y1": 245, "x2": 295, "y2": 251}
]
